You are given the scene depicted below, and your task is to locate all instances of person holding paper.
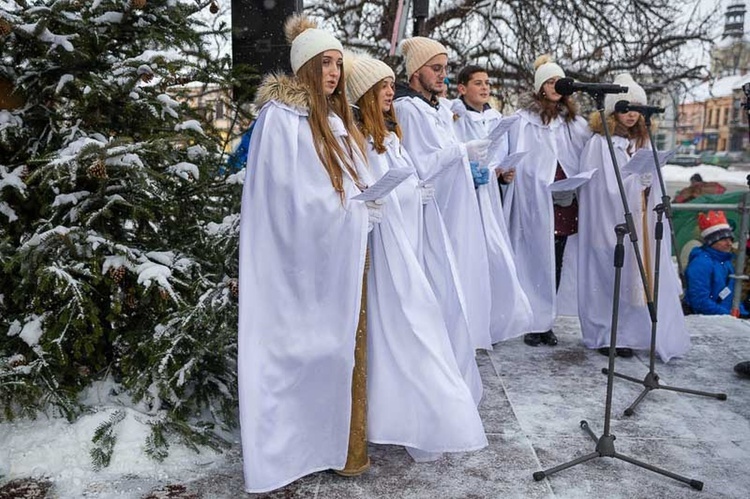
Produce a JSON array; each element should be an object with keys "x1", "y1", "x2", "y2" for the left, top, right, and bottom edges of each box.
[
  {"x1": 342, "y1": 50, "x2": 487, "y2": 463},
  {"x1": 238, "y1": 16, "x2": 381, "y2": 492},
  {"x1": 348, "y1": 51, "x2": 484, "y2": 405},
  {"x1": 450, "y1": 65, "x2": 533, "y2": 343},
  {"x1": 503, "y1": 55, "x2": 591, "y2": 347},
  {"x1": 393, "y1": 37, "x2": 493, "y2": 351},
  {"x1": 576, "y1": 73, "x2": 689, "y2": 361}
]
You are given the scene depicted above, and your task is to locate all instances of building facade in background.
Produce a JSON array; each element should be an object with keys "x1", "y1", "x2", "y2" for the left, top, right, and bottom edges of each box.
[{"x1": 676, "y1": 1, "x2": 750, "y2": 156}]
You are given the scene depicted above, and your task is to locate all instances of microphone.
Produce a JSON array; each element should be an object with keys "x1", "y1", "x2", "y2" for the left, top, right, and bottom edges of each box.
[
  {"x1": 614, "y1": 100, "x2": 665, "y2": 115},
  {"x1": 554, "y1": 77, "x2": 628, "y2": 96}
]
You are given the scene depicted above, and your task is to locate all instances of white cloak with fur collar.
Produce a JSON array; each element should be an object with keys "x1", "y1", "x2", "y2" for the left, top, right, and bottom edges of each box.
[
  {"x1": 576, "y1": 134, "x2": 690, "y2": 361},
  {"x1": 238, "y1": 75, "x2": 369, "y2": 493}
]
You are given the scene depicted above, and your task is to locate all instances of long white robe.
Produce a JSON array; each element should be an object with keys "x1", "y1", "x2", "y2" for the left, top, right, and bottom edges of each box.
[
  {"x1": 394, "y1": 95, "x2": 493, "y2": 350},
  {"x1": 451, "y1": 99, "x2": 533, "y2": 343},
  {"x1": 238, "y1": 100, "x2": 368, "y2": 493},
  {"x1": 504, "y1": 109, "x2": 590, "y2": 332},
  {"x1": 364, "y1": 133, "x2": 483, "y2": 403},
  {"x1": 577, "y1": 134, "x2": 690, "y2": 361},
  {"x1": 363, "y1": 135, "x2": 487, "y2": 458}
]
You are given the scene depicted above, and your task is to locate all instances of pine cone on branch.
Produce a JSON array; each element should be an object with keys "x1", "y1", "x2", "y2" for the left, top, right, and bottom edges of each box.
[
  {"x1": 87, "y1": 160, "x2": 108, "y2": 179},
  {"x1": 209, "y1": 1, "x2": 219, "y2": 14},
  {"x1": 108, "y1": 266, "x2": 126, "y2": 284},
  {"x1": 125, "y1": 289, "x2": 138, "y2": 309},
  {"x1": 0, "y1": 18, "x2": 12, "y2": 37}
]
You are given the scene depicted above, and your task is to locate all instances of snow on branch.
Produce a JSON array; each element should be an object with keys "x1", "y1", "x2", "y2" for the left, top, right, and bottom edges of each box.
[
  {"x1": 18, "y1": 23, "x2": 76, "y2": 52},
  {"x1": 20, "y1": 226, "x2": 71, "y2": 251},
  {"x1": 7, "y1": 313, "x2": 49, "y2": 347},
  {"x1": 167, "y1": 162, "x2": 200, "y2": 181},
  {"x1": 52, "y1": 190, "x2": 90, "y2": 208},
  {"x1": 174, "y1": 120, "x2": 204, "y2": 135},
  {"x1": 55, "y1": 74, "x2": 74, "y2": 94}
]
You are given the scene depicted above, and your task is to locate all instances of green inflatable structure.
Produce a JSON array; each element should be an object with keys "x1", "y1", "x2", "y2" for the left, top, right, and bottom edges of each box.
[{"x1": 673, "y1": 191, "x2": 746, "y2": 259}]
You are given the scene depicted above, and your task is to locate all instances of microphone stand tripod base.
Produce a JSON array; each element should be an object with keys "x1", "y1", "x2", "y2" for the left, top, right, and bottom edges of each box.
[
  {"x1": 531, "y1": 212, "x2": 704, "y2": 490},
  {"x1": 532, "y1": 421, "x2": 704, "y2": 491},
  {"x1": 602, "y1": 367, "x2": 727, "y2": 417},
  {"x1": 600, "y1": 185, "x2": 728, "y2": 416}
]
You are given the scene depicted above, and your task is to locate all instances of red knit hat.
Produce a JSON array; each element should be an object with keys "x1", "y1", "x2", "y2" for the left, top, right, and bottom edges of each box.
[{"x1": 698, "y1": 210, "x2": 734, "y2": 246}]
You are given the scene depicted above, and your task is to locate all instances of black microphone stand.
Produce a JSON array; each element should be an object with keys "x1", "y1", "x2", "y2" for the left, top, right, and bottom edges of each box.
[
  {"x1": 533, "y1": 92, "x2": 703, "y2": 489},
  {"x1": 604, "y1": 109, "x2": 727, "y2": 416}
]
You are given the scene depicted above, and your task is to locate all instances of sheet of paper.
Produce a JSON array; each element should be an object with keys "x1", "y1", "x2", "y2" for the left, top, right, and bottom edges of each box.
[
  {"x1": 547, "y1": 169, "x2": 598, "y2": 192},
  {"x1": 621, "y1": 148, "x2": 676, "y2": 176},
  {"x1": 486, "y1": 115, "x2": 519, "y2": 159},
  {"x1": 496, "y1": 151, "x2": 528, "y2": 171},
  {"x1": 352, "y1": 168, "x2": 413, "y2": 201},
  {"x1": 423, "y1": 157, "x2": 461, "y2": 184},
  {"x1": 487, "y1": 115, "x2": 520, "y2": 143}
]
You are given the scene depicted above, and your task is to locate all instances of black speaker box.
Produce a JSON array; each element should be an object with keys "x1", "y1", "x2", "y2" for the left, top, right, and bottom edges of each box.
[{"x1": 231, "y1": 0, "x2": 302, "y2": 78}]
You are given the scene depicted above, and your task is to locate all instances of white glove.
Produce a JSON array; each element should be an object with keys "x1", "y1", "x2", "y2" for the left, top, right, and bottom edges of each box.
[
  {"x1": 419, "y1": 183, "x2": 435, "y2": 205},
  {"x1": 551, "y1": 190, "x2": 575, "y2": 207},
  {"x1": 465, "y1": 139, "x2": 491, "y2": 164},
  {"x1": 365, "y1": 199, "x2": 384, "y2": 232},
  {"x1": 639, "y1": 173, "x2": 653, "y2": 188}
]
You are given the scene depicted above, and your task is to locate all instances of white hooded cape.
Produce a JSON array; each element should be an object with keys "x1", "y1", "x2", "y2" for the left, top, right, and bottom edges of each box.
[
  {"x1": 238, "y1": 94, "x2": 368, "y2": 492},
  {"x1": 451, "y1": 99, "x2": 533, "y2": 342},
  {"x1": 577, "y1": 134, "x2": 690, "y2": 361},
  {"x1": 365, "y1": 133, "x2": 483, "y2": 403},
  {"x1": 394, "y1": 94, "x2": 493, "y2": 350},
  {"x1": 504, "y1": 108, "x2": 590, "y2": 332},
  {"x1": 363, "y1": 135, "x2": 487, "y2": 458}
]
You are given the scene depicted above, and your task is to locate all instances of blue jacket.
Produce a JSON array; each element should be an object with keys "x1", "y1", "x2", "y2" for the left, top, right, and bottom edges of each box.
[
  {"x1": 684, "y1": 245, "x2": 747, "y2": 316},
  {"x1": 223, "y1": 122, "x2": 256, "y2": 174}
]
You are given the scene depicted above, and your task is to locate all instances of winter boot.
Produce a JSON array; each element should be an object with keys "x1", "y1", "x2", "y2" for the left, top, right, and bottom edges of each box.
[
  {"x1": 523, "y1": 333, "x2": 543, "y2": 346},
  {"x1": 540, "y1": 330, "x2": 558, "y2": 346},
  {"x1": 735, "y1": 361, "x2": 750, "y2": 378}
]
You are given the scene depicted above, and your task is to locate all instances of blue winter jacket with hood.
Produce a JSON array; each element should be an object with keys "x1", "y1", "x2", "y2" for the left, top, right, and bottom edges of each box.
[{"x1": 684, "y1": 245, "x2": 747, "y2": 316}]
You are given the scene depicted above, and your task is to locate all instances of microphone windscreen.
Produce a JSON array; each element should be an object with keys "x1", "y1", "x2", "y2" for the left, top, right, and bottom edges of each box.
[
  {"x1": 614, "y1": 100, "x2": 630, "y2": 113},
  {"x1": 554, "y1": 77, "x2": 575, "y2": 96}
]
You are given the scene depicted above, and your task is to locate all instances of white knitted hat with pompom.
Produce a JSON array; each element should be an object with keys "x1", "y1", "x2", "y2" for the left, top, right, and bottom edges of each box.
[
  {"x1": 284, "y1": 15, "x2": 343, "y2": 75},
  {"x1": 343, "y1": 51, "x2": 395, "y2": 104},
  {"x1": 604, "y1": 73, "x2": 647, "y2": 116},
  {"x1": 533, "y1": 54, "x2": 565, "y2": 93}
]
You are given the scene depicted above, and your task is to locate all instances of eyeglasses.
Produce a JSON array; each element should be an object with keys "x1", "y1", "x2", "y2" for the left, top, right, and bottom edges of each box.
[{"x1": 427, "y1": 64, "x2": 448, "y2": 75}]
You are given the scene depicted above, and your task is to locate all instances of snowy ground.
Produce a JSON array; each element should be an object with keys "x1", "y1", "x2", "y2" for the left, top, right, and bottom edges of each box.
[
  {"x1": 2, "y1": 163, "x2": 750, "y2": 498},
  {"x1": 2, "y1": 314, "x2": 749, "y2": 498}
]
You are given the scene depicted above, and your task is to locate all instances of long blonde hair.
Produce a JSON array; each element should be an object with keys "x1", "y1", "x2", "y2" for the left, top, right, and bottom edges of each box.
[
  {"x1": 355, "y1": 80, "x2": 403, "y2": 154},
  {"x1": 296, "y1": 54, "x2": 367, "y2": 196},
  {"x1": 589, "y1": 112, "x2": 649, "y2": 151}
]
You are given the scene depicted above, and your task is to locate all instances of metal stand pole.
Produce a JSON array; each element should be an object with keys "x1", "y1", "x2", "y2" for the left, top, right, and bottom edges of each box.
[
  {"x1": 729, "y1": 180, "x2": 750, "y2": 317},
  {"x1": 413, "y1": 0, "x2": 428, "y2": 36},
  {"x1": 533, "y1": 225, "x2": 703, "y2": 490},
  {"x1": 605, "y1": 117, "x2": 727, "y2": 416}
]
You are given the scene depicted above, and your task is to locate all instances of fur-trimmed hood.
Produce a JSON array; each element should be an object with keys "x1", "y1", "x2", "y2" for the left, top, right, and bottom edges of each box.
[{"x1": 254, "y1": 73, "x2": 311, "y2": 112}]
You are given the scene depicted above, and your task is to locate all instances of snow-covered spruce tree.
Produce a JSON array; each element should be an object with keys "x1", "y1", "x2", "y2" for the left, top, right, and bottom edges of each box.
[{"x1": 0, "y1": 0, "x2": 244, "y2": 461}]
